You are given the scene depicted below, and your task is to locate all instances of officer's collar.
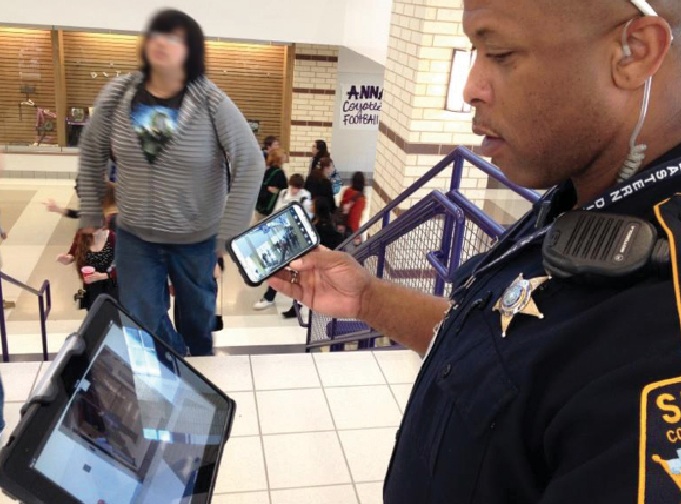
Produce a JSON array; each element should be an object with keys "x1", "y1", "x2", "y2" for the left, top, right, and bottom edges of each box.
[{"x1": 547, "y1": 141, "x2": 681, "y2": 218}]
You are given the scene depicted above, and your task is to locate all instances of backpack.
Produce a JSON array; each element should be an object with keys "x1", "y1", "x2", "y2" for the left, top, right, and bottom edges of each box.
[
  {"x1": 255, "y1": 168, "x2": 283, "y2": 215},
  {"x1": 206, "y1": 96, "x2": 232, "y2": 192},
  {"x1": 330, "y1": 168, "x2": 342, "y2": 195}
]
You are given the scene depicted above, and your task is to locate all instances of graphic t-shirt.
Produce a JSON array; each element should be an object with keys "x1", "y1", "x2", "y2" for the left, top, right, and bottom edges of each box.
[{"x1": 130, "y1": 84, "x2": 184, "y2": 163}]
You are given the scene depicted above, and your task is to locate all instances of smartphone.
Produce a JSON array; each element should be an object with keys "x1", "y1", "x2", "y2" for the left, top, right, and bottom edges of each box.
[{"x1": 228, "y1": 202, "x2": 319, "y2": 286}]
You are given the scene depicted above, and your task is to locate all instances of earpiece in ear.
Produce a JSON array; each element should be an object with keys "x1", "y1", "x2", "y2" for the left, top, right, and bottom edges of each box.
[
  {"x1": 622, "y1": 19, "x2": 635, "y2": 59},
  {"x1": 622, "y1": 42, "x2": 632, "y2": 58}
]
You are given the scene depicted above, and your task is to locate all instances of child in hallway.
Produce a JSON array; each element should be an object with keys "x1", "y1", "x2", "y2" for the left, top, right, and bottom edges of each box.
[
  {"x1": 272, "y1": 173, "x2": 312, "y2": 217},
  {"x1": 57, "y1": 228, "x2": 117, "y2": 311}
]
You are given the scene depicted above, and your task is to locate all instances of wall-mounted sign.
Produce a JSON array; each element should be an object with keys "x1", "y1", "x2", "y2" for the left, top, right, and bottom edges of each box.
[
  {"x1": 248, "y1": 119, "x2": 260, "y2": 134},
  {"x1": 18, "y1": 44, "x2": 42, "y2": 80},
  {"x1": 340, "y1": 84, "x2": 383, "y2": 130}
]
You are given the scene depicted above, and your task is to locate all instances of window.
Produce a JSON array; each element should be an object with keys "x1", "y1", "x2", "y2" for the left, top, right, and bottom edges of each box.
[{"x1": 445, "y1": 49, "x2": 475, "y2": 113}]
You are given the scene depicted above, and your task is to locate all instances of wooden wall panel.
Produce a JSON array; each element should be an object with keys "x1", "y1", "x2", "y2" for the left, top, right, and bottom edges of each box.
[
  {"x1": 0, "y1": 28, "x2": 57, "y2": 145},
  {"x1": 62, "y1": 31, "x2": 141, "y2": 111},
  {"x1": 281, "y1": 44, "x2": 296, "y2": 152},
  {"x1": 0, "y1": 29, "x2": 288, "y2": 148},
  {"x1": 205, "y1": 42, "x2": 286, "y2": 147}
]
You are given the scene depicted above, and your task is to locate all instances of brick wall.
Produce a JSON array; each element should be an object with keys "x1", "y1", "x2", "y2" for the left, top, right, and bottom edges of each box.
[
  {"x1": 372, "y1": 0, "x2": 487, "y2": 218},
  {"x1": 288, "y1": 44, "x2": 338, "y2": 176}
]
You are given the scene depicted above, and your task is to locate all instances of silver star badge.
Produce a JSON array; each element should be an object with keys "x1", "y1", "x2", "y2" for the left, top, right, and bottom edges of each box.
[{"x1": 493, "y1": 273, "x2": 550, "y2": 338}]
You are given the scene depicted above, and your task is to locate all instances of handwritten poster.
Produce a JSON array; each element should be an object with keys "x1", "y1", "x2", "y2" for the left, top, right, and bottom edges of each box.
[{"x1": 340, "y1": 84, "x2": 383, "y2": 130}]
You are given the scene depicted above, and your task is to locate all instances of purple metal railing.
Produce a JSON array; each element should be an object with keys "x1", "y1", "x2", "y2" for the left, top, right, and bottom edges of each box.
[
  {"x1": 0, "y1": 272, "x2": 52, "y2": 361},
  {"x1": 304, "y1": 146, "x2": 540, "y2": 351},
  {"x1": 338, "y1": 146, "x2": 539, "y2": 252}
]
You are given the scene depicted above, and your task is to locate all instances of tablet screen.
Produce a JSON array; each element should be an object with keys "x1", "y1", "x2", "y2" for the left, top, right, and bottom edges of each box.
[{"x1": 30, "y1": 311, "x2": 231, "y2": 504}]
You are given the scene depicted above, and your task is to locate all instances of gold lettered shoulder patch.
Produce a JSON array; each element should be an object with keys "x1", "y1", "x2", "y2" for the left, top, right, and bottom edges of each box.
[{"x1": 639, "y1": 376, "x2": 681, "y2": 503}]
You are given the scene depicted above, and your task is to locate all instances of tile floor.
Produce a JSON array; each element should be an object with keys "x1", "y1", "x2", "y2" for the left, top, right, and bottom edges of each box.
[
  {"x1": 0, "y1": 350, "x2": 422, "y2": 503},
  {"x1": 0, "y1": 180, "x2": 310, "y2": 358},
  {"x1": 0, "y1": 172, "x2": 530, "y2": 502}
]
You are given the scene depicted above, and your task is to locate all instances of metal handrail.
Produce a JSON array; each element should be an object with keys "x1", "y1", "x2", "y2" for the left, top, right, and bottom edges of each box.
[
  {"x1": 306, "y1": 190, "x2": 470, "y2": 350},
  {"x1": 340, "y1": 146, "x2": 540, "y2": 249},
  {"x1": 0, "y1": 272, "x2": 52, "y2": 361},
  {"x1": 307, "y1": 146, "x2": 541, "y2": 352},
  {"x1": 455, "y1": 147, "x2": 541, "y2": 203},
  {"x1": 306, "y1": 329, "x2": 384, "y2": 349}
]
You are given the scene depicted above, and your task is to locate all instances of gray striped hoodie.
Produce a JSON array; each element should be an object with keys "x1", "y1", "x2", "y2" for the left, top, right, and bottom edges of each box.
[{"x1": 77, "y1": 72, "x2": 265, "y2": 246}]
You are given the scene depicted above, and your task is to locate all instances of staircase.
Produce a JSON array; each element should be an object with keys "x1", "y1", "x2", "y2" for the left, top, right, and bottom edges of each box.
[{"x1": 303, "y1": 146, "x2": 540, "y2": 351}]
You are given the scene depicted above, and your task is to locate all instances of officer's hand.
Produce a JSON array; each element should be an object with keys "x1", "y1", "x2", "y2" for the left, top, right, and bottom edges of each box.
[{"x1": 268, "y1": 247, "x2": 372, "y2": 320}]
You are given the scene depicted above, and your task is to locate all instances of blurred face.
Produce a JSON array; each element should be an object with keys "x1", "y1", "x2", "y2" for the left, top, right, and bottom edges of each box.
[
  {"x1": 323, "y1": 164, "x2": 333, "y2": 178},
  {"x1": 463, "y1": 0, "x2": 630, "y2": 189},
  {"x1": 311, "y1": 143, "x2": 318, "y2": 156},
  {"x1": 289, "y1": 185, "x2": 300, "y2": 196},
  {"x1": 269, "y1": 140, "x2": 280, "y2": 152},
  {"x1": 145, "y1": 29, "x2": 187, "y2": 73}
]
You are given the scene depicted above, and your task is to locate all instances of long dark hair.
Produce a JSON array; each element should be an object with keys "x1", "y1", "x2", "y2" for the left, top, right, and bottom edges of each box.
[
  {"x1": 141, "y1": 9, "x2": 206, "y2": 84},
  {"x1": 351, "y1": 171, "x2": 365, "y2": 193},
  {"x1": 74, "y1": 230, "x2": 94, "y2": 280},
  {"x1": 311, "y1": 139, "x2": 330, "y2": 171},
  {"x1": 314, "y1": 139, "x2": 328, "y2": 157}
]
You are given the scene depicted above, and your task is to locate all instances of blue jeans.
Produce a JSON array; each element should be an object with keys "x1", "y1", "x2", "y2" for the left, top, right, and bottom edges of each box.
[{"x1": 116, "y1": 228, "x2": 217, "y2": 356}]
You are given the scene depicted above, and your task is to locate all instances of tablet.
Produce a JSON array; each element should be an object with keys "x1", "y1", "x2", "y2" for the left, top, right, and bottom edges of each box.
[{"x1": 0, "y1": 295, "x2": 236, "y2": 504}]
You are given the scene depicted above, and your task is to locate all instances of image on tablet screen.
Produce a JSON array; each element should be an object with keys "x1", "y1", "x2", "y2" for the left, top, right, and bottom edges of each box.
[{"x1": 31, "y1": 317, "x2": 229, "y2": 504}]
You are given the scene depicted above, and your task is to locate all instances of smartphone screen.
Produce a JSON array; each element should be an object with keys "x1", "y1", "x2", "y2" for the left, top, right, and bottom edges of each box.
[{"x1": 230, "y1": 203, "x2": 319, "y2": 285}]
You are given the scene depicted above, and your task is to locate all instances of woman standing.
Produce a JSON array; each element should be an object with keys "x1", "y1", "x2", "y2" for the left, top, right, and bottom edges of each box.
[
  {"x1": 255, "y1": 148, "x2": 287, "y2": 220},
  {"x1": 77, "y1": 9, "x2": 264, "y2": 356},
  {"x1": 305, "y1": 157, "x2": 337, "y2": 214},
  {"x1": 309, "y1": 139, "x2": 329, "y2": 174}
]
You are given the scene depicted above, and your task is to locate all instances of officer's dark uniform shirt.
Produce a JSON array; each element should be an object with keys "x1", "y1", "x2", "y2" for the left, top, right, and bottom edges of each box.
[{"x1": 383, "y1": 144, "x2": 681, "y2": 503}]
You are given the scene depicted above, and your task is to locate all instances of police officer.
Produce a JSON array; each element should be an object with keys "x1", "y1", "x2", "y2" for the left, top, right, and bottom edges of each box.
[{"x1": 270, "y1": 0, "x2": 681, "y2": 502}]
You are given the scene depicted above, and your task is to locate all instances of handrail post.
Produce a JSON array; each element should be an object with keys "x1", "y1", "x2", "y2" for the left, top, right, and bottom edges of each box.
[
  {"x1": 38, "y1": 295, "x2": 48, "y2": 361},
  {"x1": 436, "y1": 212, "x2": 456, "y2": 297},
  {"x1": 448, "y1": 215, "x2": 467, "y2": 279},
  {"x1": 450, "y1": 151, "x2": 465, "y2": 192},
  {"x1": 376, "y1": 245, "x2": 387, "y2": 279},
  {"x1": 305, "y1": 312, "x2": 313, "y2": 349},
  {"x1": 0, "y1": 279, "x2": 8, "y2": 362},
  {"x1": 0, "y1": 274, "x2": 52, "y2": 362},
  {"x1": 45, "y1": 281, "x2": 52, "y2": 318},
  {"x1": 375, "y1": 212, "x2": 391, "y2": 280}
]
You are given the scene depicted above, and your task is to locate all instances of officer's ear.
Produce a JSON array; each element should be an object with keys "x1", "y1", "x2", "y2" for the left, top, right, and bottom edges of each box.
[{"x1": 612, "y1": 16, "x2": 673, "y2": 90}]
